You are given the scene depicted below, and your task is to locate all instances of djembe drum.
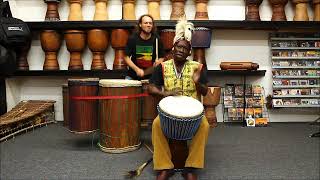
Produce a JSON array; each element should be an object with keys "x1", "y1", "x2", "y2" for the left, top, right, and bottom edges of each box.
[
  {"x1": 41, "y1": 0, "x2": 62, "y2": 70},
  {"x1": 158, "y1": 96, "x2": 204, "y2": 169},
  {"x1": 170, "y1": 0, "x2": 186, "y2": 20},
  {"x1": 245, "y1": 0, "x2": 263, "y2": 21},
  {"x1": 16, "y1": 41, "x2": 31, "y2": 70},
  {"x1": 68, "y1": 78, "x2": 99, "y2": 133},
  {"x1": 194, "y1": 0, "x2": 209, "y2": 20},
  {"x1": 123, "y1": 0, "x2": 136, "y2": 20},
  {"x1": 268, "y1": 0, "x2": 288, "y2": 21},
  {"x1": 98, "y1": 79, "x2": 142, "y2": 153},
  {"x1": 62, "y1": 84, "x2": 69, "y2": 127},
  {"x1": 314, "y1": 0, "x2": 320, "y2": 21},
  {"x1": 147, "y1": 0, "x2": 161, "y2": 20},
  {"x1": 160, "y1": 29, "x2": 175, "y2": 61},
  {"x1": 65, "y1": 0, "x2": 85, "y2": 70},
  {"x1": 292, "y1": 0, "x2": 309, "y2": 21},
  {"x1": 203, "y1": 87, "x2": 221, "y2": 127},
  {"x1": 88, "y1": 0, "x2": 109, "y2": 70},
  {"x1": 111, "y1": 29, "x2": 129, "y2": 69},
  {"x1": 191, "y1": 27, "x2": 211, "y2": 68},
  {"x1": 141, "y1": 80, "x2": 160, "y2": 127}
]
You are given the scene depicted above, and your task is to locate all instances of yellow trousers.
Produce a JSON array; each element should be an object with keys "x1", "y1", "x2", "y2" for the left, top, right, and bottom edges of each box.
[{"x1": 152, "y1": 115, "x2": 210, "y2": 170}]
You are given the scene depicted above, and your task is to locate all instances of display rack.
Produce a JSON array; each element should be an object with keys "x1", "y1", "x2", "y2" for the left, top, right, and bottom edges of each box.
[{"x1": 270, "y1": 33, "x2": 320, "y2": 108}]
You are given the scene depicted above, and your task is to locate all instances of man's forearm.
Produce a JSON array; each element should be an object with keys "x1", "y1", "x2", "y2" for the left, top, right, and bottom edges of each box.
[{"x1": 195, "y1": 82, "x2": 208, "y2": 96}]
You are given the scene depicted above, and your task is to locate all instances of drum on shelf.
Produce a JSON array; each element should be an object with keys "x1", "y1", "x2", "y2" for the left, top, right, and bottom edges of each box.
[
  {"x1": 158, "y1": 96, "x2": 204, "y2": 140},
  {"x1": 141, "y1": 80, "x2": 160, "y2": 127},
  {"x1": 202, "y1": 87, "x2": 221, "y2": 127},
  {"x1": 68, "y1": 78, "x2": 99, "y2": 133},
  {"x1": 98, "y1": 79, "x2": 142, "y2": 153},
  {"x1": 244, "y1": 0, "x2": 263, "y2": 21},
  {"x1": 268, "y1": 0, "x2": 288, "y2": 21},
  {"x1": 111, "y1": 29, "x2": 129, "y2": 70}
]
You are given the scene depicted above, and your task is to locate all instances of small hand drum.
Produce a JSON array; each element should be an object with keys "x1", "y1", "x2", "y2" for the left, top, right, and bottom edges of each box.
[{"x1": 158, "y1": 96, "x2": 204, "y2": 140}]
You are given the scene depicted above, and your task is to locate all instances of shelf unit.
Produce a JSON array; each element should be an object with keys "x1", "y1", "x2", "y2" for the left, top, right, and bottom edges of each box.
[{"x1": 270, "y1": 33, "x2": 320, "y2": 108}]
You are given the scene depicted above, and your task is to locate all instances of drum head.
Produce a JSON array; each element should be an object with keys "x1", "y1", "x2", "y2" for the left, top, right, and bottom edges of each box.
[
  {"x1": 159, "y1": 96, "x2": 204, "y2": 118},
  {"x1": 99, "y1": 79, "x2": 142, "y2": 87}
]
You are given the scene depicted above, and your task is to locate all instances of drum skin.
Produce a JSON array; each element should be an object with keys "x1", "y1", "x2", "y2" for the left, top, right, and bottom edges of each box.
[
  {"x1": 68, "y1": 79, "x2": 99, "y2": 133},
  {"x1": 98, "y1": 81, "x2": 142, "y2": 153}
]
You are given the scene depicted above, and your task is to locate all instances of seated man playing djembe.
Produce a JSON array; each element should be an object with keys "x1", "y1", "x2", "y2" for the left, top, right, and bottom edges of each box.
[{"x1": 148, "y1": 19, "x2": 210, "y2": 180}]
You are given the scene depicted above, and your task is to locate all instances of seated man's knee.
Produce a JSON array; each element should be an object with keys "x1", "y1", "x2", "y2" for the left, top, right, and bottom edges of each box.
[{"x1": 152, "y1": 116, "x2": 161, "y2": 129}]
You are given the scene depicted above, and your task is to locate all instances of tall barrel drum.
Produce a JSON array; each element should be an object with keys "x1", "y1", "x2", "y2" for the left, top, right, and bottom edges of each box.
[
  {"x1": 68, "y1": 78, "x2": 99, "y2": 133},
  {"x1": 98, "y1": 79, "x2": 142, "y2": 153}
]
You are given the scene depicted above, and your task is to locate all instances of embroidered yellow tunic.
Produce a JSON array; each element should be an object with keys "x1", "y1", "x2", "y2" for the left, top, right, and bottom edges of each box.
[{"x1": 161, "y1": 59, "x2": 203, "y2": 100}]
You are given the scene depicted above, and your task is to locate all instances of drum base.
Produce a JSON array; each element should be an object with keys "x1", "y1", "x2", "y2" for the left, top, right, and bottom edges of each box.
[{"x1": 97, "y1": 141, "x2": 142, "y2": 153}]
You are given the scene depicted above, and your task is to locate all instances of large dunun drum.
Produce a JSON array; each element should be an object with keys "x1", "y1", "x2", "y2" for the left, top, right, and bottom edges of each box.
[
  {"x1": 158, "y1": 96, "x2": 204, "y2": 140},
  {"x1": 98, "y1": 79, "x2": 142, "y2": 153},
  {"x1": 141, "y1": 80, "x2": 160, "y2": 127},
  {"x1": 68, "y1": 78, "x2": 99, "y2": 133}
]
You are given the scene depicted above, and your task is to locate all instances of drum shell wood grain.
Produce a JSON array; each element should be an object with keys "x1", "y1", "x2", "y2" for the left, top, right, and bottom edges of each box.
[
  {"x1": 170, "y1": 0, "x2": 186, "y2": 20},
  {"x1": 313, "y1": 0, "x2": 320, "y2": 21},
  {"x1": 64, "y1": 30, "x2": 86, "y2": 70},
  {"x1": 99, "y1": 85, "x2": 142, "y2": 150},
  {"x1": 68, "y1": 79, "x2": 99, "y2": 133},
  {"x1": 245, "y1": 0, "x2": 263, "y2": 21},
  {"x1": 203, "y1": 87, "x2": 221, "y2": 127},
  {"x1": 87, "y1": 29, "x2": 109, "y2": 70},
  {"x1": 111, "y1": 29, "x2": 129, "y2": 69},
  {"x1": 41, "y1": 30, "x2": 61, "y2": 70},
  {"x1": 268, "y1": 0, "x2": 288, "y2": 21},
  {"x1": 292, "y1": 0, "x2": 309, "y2": 21},
  {"x1": 141, "y1": 80, "x2": 160, "y2": 127}
]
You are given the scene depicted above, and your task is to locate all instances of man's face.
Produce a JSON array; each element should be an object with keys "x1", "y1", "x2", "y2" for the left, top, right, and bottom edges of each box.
[
  {"x1": 140, "y1": 16, "x2": 153, "y2": 34},
  {"x1": 173, "y1": 40, "x2": 191, "y2": 62}
]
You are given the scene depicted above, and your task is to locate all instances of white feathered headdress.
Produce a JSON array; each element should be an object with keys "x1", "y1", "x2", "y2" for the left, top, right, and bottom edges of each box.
[{"x1": 173, "y1": 18, "x2": 195, "y2": 45}]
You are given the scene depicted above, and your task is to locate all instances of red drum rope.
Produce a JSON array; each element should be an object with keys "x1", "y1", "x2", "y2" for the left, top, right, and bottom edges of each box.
[{"x1": 71, "y1": 93, "x2": 149, "y2": 100}]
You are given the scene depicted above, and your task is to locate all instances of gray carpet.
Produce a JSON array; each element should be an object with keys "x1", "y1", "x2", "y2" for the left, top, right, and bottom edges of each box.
[{"x1": 1, "y1": 122, "x2": 319, "y2": 180}]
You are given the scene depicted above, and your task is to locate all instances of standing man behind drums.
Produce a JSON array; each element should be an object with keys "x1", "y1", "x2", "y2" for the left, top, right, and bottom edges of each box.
[
  {"x1": 125, "y1": 14, "x2": 165, "y2": 80},
  {"x1": 148, "y1": 19, "x2": 210, "y2": 180}
]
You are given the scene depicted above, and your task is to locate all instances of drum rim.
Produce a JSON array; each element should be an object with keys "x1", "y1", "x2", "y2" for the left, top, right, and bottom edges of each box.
[
  {"x1": 99, "y1": 79, "x2": 142, "y2": 87},
  {"x1": 157, "y1": 105, "x2": 204, "y2": 121}
]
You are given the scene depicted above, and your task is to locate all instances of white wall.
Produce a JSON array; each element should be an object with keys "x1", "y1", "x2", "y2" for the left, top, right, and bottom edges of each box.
[{"x1": 6, "y1": 0, "x2": 319, "y2": 122}]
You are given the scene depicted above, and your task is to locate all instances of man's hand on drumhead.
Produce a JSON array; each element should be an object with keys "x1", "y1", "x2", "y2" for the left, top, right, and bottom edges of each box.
[
  {"x1": 164, "y1": 89, "x2": 183, "y2": 97},
  {"x1": 192, "y1": 67, "x2": 201, "y2": 84}
]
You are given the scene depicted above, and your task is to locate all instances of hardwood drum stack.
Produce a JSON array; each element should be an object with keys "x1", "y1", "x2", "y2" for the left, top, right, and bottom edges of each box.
[
  {"x1": 244, "y1": 0, "x2": 263, "y2": 21},
  {"x1": 88, "y1": 0, "x2": 109, "y2": 70},
  {"x1": 40, "y1": 0, "x2": 62, "y2": 70},
  {"x1": 192, "y1": 0, "x2": 211, "y2": 68},
  {"x1": 68, "y1": 78, "x2": 99, "y2": 133},
  {"x1": 65, "y1": 0, "x2": 86, "y2": 70},
  {"x1": 98, "y1": 79, "x2": 142, "y2": 153},
  {"x1": 147, "y1": 0, "x2": 161, "y2": 20},
  {"x1": 291, "y1": 0, "x2": 309, "y2": 21},
  {"x1": 203, "y1": 87, "x2": 221, "y2": 127},
  {"x1": 160, "y1": 29, "x2": 175, "y2": 61},
  {"x1": 268, "y1": 0, "x2": 288, "y2": 21},
  {"x1": 170, "y1": 0, "x2": 186, "y2": 20},
  {"x1": 313, "y1": 0, "x2": 320, "y2": 21}
]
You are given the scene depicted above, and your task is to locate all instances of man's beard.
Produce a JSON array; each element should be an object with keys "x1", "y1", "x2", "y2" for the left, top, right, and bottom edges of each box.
[{"x1": 141, "y1": 28, "x2": 152, "y2": 34}]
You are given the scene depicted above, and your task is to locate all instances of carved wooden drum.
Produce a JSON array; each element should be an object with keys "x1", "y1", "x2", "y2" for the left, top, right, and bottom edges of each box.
[{"x1": 203, "y1": 87, "x2": 221, "y2": 127}]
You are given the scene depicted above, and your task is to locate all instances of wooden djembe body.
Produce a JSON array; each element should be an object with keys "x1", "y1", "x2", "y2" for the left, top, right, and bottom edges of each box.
[
  {"x1": 160, "y1": 29, "x2": 175, "y2": 61},
  {"x1": 170, "y1": 0, "x2": 186, "y2": 20},
  {"x1": 41, "y1": 0, "x2": 62, "y2": 70},
  {"x1": 292, "y1": 0, "x2": 309, "y2": 21},
  {"x1": 192, "y1": 0, "x2": 210, "y2": 68},
  {"x1": 203, "y1": 87, "x2": 221, "y2": 127},
  {"x1": 65, "y1": 0, "x2": 86, "y2": 70},
  {"x1": 147, "y1": 0, "x2": 161, "y2": 20},
  {"x1": 123, "y1": 0, "x2": 136, "y2": 20},
  {"x1": 314, "y1": 0, "x2": 320, "y2": 21},
  {"x1": 245, "y1": 0, "x2": 263, "y2": 21},
  {"x1": 16, "y1": 41, "x2": 31, "y2": 70},
  {"x1": 111, "y1": 29, "x2": 129, "y2": 69},
  {"x1": 268, "y1": 0, "x2": 288, "y2": 21},
  {"x1": 88, "y1": 0, "x2": 109, "y2": 70}
]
